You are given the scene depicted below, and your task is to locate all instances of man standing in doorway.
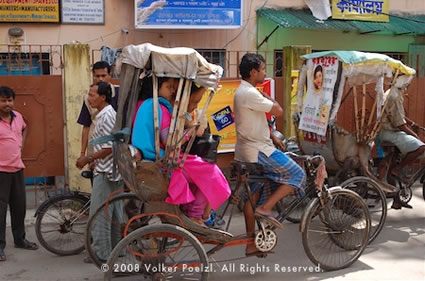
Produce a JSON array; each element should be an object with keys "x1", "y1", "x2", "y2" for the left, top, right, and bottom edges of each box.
[
  {"x1": 0, "y1": 86, "x2": 38, "y2": 262},
  {"x1": 76, "y1": 82, "x2": 123, "y2": 263},
  {"x1": 76, "y1": 61, "x2": 119, "y2": 163}
]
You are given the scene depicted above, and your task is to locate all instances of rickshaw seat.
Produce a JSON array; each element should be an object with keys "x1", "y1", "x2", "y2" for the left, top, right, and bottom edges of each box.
[{"x1": 231, "y1": 161, "x2": 264, "y2": 176}]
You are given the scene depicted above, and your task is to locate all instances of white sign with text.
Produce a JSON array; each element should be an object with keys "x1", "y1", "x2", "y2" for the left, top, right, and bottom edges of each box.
[{"x1": 61, "y1": 0, "x2": 104, "y2": 24}]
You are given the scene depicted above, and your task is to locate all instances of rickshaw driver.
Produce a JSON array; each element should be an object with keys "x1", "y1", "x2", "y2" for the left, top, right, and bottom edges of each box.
[
  {"x1": 379, "y1": 85, "x2": 425, "y2": 179},
  {"x1": 234, "y1": 53, "x2": 306, "y2": 257},
  {"x1": 378, "y1": 84, "x2": 425, "y2": 208}
]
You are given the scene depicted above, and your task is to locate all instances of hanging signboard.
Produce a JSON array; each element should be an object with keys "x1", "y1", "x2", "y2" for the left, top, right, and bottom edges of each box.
[
  {"x1": 332, "y1": 0, "x2": 389, "y2": 22},
  {"x1": 61, "y1": 0, "x2": 104, "y2": 24},
  {"x1": 0, "y1": 0, "x2": 60, "y2": 23},
  {"x1": 135, "y1": 0, "x2": 242, "y2": 29},
  {"x1": 299, "y1": 57, "x2": 339, "y2": 136},
  {"x1": 199, "y1": 78, "x2": 274, "y2": 153}
]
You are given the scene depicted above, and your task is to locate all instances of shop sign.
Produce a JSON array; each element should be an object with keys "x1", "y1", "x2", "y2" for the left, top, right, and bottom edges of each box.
[
  {"x1": 0, "y1": 0, "x2": 60, "y2": 23},
  {"x1": 61, "y1": 0, "x2": 104, "y2": 24},
  {"x1": 135, "y1": 0, "x2": 242, "y2": 29},
  {"x1": 332, "y1": 0, "x2": 389, "y2": 22}
]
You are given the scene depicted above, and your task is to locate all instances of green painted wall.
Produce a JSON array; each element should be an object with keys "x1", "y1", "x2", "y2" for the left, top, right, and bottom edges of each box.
[{"x1": 257, "y1": 17, "x2": 425, "y2": 53}]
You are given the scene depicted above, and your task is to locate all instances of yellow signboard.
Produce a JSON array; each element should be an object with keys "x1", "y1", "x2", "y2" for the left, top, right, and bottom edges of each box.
[
  {"x1": 199, "y1": 79, "x2": 273, "y2": 153},
  {"x1": 332, "y1": 0, "x2": 389, "y2": 22},
  {"x1": 0, "y1": 0, "x2": 59, "y2": 23}
]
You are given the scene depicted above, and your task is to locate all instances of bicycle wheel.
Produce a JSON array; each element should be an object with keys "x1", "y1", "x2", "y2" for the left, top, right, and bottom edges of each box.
[
  {"x1": 35, "y1": 193, "x2": 90, "y2": 256},
  {"x1": 277, "y1": 194, "x2": 312, "y2": 223},
  {"x1": 301, "y1": 188, "x2": 370, "y2": 271},
  {"x1": 85, "y1": 192, "x2": 147, "y2": 268},
  {"x1": 104, "y1": 224, "x2": 209, "y2": 281},
  {"x1": 340, "y1": 176, "x2": 387, "y2": 244}
]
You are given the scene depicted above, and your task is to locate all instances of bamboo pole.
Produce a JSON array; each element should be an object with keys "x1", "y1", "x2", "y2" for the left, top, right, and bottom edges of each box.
[
  {"x1": 370, "y1": 69, "x2": 400, "y2": 140},
  {"x1": 172, "y1": 80, "x2": 192, "y2": 166},
  {"x1": 152, "y1": 74, "x2": 160, "y2": 162},
  {"x1": 179, "y1": 89, "x2": 215, "y2": 168},
  {"x1": 360, "y1": 83, "x2": 366, "y2": 141},
  {"x1": 366, "y1": 98, "x2": 377, "y2": 143},
  {"x1": 164, "y1": 77, "x2": 184, "y2": 163},
  {"x1": 353, "y1": 86, "x2": 360, "y2": 142}
]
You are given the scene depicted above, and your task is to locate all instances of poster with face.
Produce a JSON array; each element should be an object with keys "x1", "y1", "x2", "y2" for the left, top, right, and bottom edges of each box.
[{"x1": 298, "y1": 56, "x2": 339, "y2": 136}]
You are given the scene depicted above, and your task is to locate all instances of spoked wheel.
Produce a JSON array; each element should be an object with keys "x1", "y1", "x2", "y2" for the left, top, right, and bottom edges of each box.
[
  {"x1": 35, "y1": 193, "x2": 90, "y2": 256},
  {"x1": 277, "y1": 193, "x2": 312, "y2": 223},
  {"x1": 302, "y1": 188, "x2": 371, "y2": 271},
  {"x1": 340, "y1": 176, "x2": 387, "y2": 243},
  {"x1": 104, "y1": 224, "x2": 209, "y2": 281},
  {"x1": 86, "y1": 192, "x2": 148, "y2": 268}
]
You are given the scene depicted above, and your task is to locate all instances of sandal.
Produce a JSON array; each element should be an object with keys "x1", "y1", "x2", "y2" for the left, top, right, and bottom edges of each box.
[
  {"x1": 14, "y1": 239, "x2": 38, "y2": 250},
  {"x1": 254, "y1": 211, "x2": 284, "y2": 229},
  {"x1": 0, "y1": 248, "x2": 5, "y2": 262}
]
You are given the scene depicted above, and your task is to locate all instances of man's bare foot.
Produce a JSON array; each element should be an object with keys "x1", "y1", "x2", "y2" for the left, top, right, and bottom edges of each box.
[{"x1": 245, "y1": 244, "x2": 266, "y2": 258}]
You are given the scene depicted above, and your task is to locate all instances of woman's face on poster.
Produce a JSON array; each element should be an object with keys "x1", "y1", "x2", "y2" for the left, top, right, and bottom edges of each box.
[{"x1": 314, "y1": 68, "x2": 323, "y2": 91}]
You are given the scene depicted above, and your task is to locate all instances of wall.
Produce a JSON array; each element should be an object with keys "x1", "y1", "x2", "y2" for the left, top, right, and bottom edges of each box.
[
  {"x1": 257, "y1": 17, "x2": 425, "y2": 53},
  {"x1": 0, "y1": 1, "x2": 306, "y2": 52},
  {"x1": 390, "y1": 0, "x2": 425, "y2": 12}
]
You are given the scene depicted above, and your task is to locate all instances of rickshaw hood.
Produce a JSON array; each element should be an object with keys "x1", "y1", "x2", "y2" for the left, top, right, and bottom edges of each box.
[{"x1": 115, "y1": 43, "x2": 223, "y2": 89}]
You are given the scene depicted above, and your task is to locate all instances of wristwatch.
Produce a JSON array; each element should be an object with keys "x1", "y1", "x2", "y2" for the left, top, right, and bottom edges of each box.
[{"x1": 87, "y1": 155, "x2": 94, "y2": 163}]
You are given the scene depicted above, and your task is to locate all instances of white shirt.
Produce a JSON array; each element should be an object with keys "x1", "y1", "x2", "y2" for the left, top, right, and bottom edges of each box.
[
  {"x1": 92, "y1": 104, "x2": 121, "y2": 181},
  {"x1": 234, "y1": 80, "x2": 275, "y2": 163}
]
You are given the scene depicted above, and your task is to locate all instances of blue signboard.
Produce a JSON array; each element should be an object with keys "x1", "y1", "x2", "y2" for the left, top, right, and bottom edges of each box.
[
  {"x1": 135, "y1": 0, "x2": 242, "y2": 29},
  {"x1": 211, "y1": 105, "x2": 234, "y2": 131}
]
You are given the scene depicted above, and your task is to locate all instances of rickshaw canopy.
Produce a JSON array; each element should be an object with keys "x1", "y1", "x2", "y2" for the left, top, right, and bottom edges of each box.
[
  {"x1": 302, "y1": 50, "x2": 415, "y2": 76},
  {"x1": 117, "y1": 43, "x2": 223, "y2": 89}
]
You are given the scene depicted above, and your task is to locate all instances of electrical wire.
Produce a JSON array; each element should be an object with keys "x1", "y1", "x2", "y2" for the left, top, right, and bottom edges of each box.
[{"x1": 222, "y1": 0, "x2": 254, "y2": 49}]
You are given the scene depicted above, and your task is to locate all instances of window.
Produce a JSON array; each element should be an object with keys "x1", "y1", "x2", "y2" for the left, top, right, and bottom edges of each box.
[
  {"x1": 383, "y1": 52, "x2": 408, "y2": 64},
  {"x1": 274, "y1": 50, "x2": 283, "y2": 77},
  {"x1": 196, "y1": 49, "x2": 226, "y2": 74},
  {"x1": 0, "y1": 52, "x2": 50, "y2": 75}
]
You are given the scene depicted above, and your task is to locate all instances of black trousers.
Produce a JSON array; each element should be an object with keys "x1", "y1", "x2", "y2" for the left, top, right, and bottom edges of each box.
[{"x1": 0, "y1": 170, "x2": 26, "y2": 250}]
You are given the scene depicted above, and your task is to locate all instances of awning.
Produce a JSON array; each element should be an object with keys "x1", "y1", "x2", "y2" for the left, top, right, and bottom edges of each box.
[{"x1": 257, "y1": 8, "x2": 425, "y2": 36}]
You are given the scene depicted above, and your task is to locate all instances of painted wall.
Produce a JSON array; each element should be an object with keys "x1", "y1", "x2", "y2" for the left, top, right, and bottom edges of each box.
[
  {"x1": 0, "y1": 1, "x2": 305, "y2": 52},
  {"x1": 257, "y1": 16, "x2": 425, "y2": 53}
]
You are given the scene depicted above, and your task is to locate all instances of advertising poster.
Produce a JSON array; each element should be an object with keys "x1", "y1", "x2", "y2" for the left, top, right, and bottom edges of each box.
[
  {"x1": 198, "y1": 78, "x2": 274, "y2": 153},
  {"x1": 298, "y1": 57, "x2": 339, "y2": 136},
  {"x1": 0, "y1": 0, "x2": 59, "y2": 22},
  {"x1": 135, "y1": 0, "x2": 242, "y2": 29}
]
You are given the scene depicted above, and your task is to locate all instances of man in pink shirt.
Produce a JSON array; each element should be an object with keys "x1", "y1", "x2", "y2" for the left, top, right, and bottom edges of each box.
[{"x1": 0, "y1": 86, "x2": 38, "y2": 262}]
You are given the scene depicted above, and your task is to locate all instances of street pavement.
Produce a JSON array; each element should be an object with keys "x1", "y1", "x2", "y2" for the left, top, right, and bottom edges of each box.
[{"x1": 1, "y1": 184, "x2": 424, "y2": 281}]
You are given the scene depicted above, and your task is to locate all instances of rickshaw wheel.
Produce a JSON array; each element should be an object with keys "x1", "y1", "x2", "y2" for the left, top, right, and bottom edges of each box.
[
  {"x1": 85, "y1": 192, "x2": 146, "y2": 268},
  {"x1": 277, "y1": 193, "x2": 312, "y2": 223},
  {"x1": 104, "y1": 224, "x2": 209, "y2": 281},
  {"x1": 340, "y1": 176, "x2": 387, "y2": 244},
  {"x1": 301, "y1": 189, "x2": 370, "y2": 271}
]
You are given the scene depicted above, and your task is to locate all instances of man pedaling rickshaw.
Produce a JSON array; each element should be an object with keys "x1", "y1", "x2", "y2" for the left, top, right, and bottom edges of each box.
[{"x1": 377, "y1": 80, "x2": 425, "y2": 209}]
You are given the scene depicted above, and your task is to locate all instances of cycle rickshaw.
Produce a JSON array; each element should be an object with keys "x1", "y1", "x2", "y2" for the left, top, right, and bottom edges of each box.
[
  {"x1": 293, "y1": 51, "x2": 417, "y2": 243},
  {"x1": 101, "y1": 44, "x2": 371, "y2": 280}
]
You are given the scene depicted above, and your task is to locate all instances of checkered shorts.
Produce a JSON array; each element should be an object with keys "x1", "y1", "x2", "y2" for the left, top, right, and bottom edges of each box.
[{"x1": 243, "y1": 150, "x2": 306, "y2": 206}]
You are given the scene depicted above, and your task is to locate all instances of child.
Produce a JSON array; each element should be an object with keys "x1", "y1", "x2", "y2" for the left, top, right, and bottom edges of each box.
[{"x1": 132, "y1": 81, "x2": 231, "y2": 226}]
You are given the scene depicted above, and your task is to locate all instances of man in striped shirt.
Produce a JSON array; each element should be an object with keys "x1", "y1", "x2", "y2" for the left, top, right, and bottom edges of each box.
[{"x1": 76, "y1": 81, "x2": 123, "y2": 263}]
